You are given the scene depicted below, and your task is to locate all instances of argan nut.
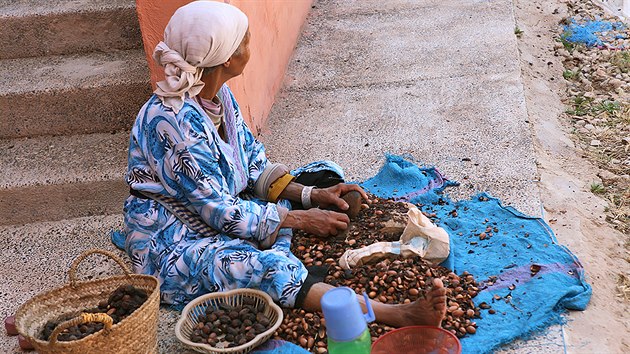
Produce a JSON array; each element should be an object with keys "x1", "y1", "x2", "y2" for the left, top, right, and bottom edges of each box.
[
  {"x1": 253, "y1": 323, "x2": 266, "y2": 334},
  {"x1": 18, "y1": 335, "x2": 34, "y2": 350},
  {"x1": 4, "y1": 315, "x2": 18, "y2": 336},
  {"x1": 341, "y1": 191, "x2": 363, "y2": 220},
  {"x1": 299, "y1": 336, "x2": 307, "y2": 347},
  {"x1": 318, "y1": 328, "x2": 325, "y2": 339},
  {"x1": 466, "y1": 326, "x2": 476, "y2": 334}
]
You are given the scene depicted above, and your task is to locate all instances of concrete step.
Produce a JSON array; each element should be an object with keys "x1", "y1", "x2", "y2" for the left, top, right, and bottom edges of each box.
[
  {"x1": 0, "y1": 0, "x2": 141, "y2": 59},
  {"x1": 0, "y1": 131, "x2": 130, "y2": 226},
  {"x1": 0, "y1": 49, "x2": 151, "y2": 139}
]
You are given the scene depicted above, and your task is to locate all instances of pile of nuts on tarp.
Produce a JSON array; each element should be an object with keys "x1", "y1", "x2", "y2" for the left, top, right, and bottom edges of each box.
[{"x1": 273, "y1": 197, "x2": 486, "y2": 353}]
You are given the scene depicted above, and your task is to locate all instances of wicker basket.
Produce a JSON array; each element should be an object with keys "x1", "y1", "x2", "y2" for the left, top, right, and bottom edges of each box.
[
  {"x1": 14, "y1": 249, "x2": 160, "y2": 354},
  {"x1": 176, "y1": 289, "x2": 283, "y2": 354}
]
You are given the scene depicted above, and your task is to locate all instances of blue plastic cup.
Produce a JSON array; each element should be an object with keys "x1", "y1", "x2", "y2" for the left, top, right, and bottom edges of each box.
[{"x1": 321, "y1": 287, "x2": 375, "y2": 342}]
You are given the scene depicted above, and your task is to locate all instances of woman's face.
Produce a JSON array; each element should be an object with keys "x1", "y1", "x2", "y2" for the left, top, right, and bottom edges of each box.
[{"x1": 228, "y1": 30, "x2": 251, "y2": 76}]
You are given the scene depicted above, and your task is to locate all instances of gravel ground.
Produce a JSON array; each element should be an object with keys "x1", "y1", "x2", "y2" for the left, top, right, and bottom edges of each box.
[{"x1": 558, "y1": 0, "x2": 630, "y2": 236}]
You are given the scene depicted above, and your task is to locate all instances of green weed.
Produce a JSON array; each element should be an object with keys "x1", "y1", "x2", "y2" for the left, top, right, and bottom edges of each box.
[
  {"x1": 566, "y1": 95, "x2": 592, "y2": 116},
  {"x1": 611, "y1": 51, "x2": 630, "y2": 73},
  {"x1": 592, "y1": 100, "x2": 620, "y2": 115},
  {"x1": 590, "y1": 182, "x2": 606, "y2": 194},
  {"x1": 559, "y1": 31, "x2": 576, "y2": 53},
  {"x1": 562, "y1": 69, "x2": 579, "y2": 80},
  {"x1": 514, "y1": 26, "x2": 524, "y2": 38}
]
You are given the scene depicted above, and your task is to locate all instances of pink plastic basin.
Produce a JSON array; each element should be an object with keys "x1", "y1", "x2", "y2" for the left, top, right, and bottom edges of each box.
[{"x1": 371, "y1": 326, "x2": 462, "y2": 354}]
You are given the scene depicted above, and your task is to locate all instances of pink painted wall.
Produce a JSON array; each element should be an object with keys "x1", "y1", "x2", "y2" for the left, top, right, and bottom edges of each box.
[{"x1": 135, "y1": 0, "x2": 314, "y2": 133}]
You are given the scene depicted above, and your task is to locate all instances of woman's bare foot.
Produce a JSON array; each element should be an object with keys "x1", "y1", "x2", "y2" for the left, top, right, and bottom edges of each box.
[
  {"x1": 301, "y1": 278, "x2": 447, "y2": 329},
  {"x1": 392, "y1": 278, "x2": 447, "y2": 327}
]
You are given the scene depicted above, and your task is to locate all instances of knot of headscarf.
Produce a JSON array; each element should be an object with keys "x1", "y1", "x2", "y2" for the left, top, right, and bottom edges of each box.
[{"x1": 153, "y1": 1, "x2": 248, "y2": 113}]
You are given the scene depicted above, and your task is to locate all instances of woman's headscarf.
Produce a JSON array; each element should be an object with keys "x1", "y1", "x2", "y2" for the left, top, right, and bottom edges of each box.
[{"x1": 153, "y1": 1, "x2": 248, "y2": 113}]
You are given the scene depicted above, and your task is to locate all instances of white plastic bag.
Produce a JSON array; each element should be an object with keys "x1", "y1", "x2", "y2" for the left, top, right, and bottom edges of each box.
[{"x1": 339, "y1": 205, "x2": 450, "y2": 269}]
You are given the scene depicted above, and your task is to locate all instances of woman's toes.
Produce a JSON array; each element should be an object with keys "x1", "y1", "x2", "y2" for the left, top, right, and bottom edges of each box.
[{"x1": 432, "y1": 277, "x2": 444, "y2": 288}]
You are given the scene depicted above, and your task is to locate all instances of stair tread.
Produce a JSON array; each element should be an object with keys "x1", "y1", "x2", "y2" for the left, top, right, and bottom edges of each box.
[
  {"x1": 0, "y1": 131, "x2": 130, "y2": 190},
  {"x1": 0, "y1": 0, "x2": 134, "y2": 17},
  {"x1": 0, "y1": 49, "x2": 149, "y2": 96}
]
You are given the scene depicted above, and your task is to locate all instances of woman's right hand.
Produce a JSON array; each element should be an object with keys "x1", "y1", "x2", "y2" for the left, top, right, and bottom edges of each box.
[{"x1": 282, "y1": 209, "x2": 350, "y2": 237}]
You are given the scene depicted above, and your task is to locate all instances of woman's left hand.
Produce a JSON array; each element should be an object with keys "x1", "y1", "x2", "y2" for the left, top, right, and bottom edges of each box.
[{"x1": 311, "y1": 183, "x2": 371, "y2": 211}]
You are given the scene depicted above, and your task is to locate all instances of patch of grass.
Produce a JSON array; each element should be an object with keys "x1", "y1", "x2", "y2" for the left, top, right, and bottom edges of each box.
[
  {"x1": 566, "y1": 107, "x2": 588, "y2": 116},
  {"x1": 559, "y1": 31, "x2": 576, "y2": 53},
  {"x1": 514, "y1": 26, "x2": 524, "y2": 38},
  {"x1": 611, "y1": 51, "x2": 630, "y2": 73},
  {"x1": 592, "y1": 100, "x2": 620, "y2": 115},
  {"x1": 590, "y1": 182, "x2": 606, "y2": 194},
  {"x1": 566, "y1": 95, "x2": 592, "y2": 116},
  {"x1": 562, "y1": 69, "x2": 579, "y2": 80}
]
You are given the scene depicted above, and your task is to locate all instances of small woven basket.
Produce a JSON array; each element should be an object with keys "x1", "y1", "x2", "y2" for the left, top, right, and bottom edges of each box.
[
  {"x1": 176, "y1": 289, "x2": 283, "y2": 354},
  {"x1": 14, "y1": 249, "x2": 160, "y2": 354}
]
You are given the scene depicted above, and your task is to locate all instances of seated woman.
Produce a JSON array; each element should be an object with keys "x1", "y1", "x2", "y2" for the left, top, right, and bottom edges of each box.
[{"x1": 123, "y1": 0, "x2": 446, "y2": 328}]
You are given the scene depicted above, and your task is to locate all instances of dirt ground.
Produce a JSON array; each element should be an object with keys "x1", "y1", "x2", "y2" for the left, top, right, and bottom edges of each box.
[{"x1": 513, "y1": 0, "x2": 629, "y2": 352}]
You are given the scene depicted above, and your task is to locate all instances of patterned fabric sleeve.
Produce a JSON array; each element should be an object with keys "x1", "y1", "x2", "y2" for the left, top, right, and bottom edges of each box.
[
  {"x1": 224, "y1": 89, "x2": 269, "y2": 193},
  {"x1": 143, "y1": 105, "x2": 284, "y2": 245}
]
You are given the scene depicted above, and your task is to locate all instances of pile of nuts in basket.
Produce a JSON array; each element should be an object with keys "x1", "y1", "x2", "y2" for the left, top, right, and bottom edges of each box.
[
  {"x1": 39, "y1": 285, "x2": 148, "y2": 341},
  {"x1": 189, "y1": 296, "x2": 273, "y2": 348}
]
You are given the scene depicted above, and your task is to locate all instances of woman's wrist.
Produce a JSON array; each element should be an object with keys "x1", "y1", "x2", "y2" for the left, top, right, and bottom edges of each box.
[
  {"x1": 281, "y1": 210, "x2": 305, "y2": 229},
  {"x1": 309, "y1": 188, "x2": 322, "y2": 207},
  {"x1": 278, "y1": 181, "x2": 304, "y2": 203}
]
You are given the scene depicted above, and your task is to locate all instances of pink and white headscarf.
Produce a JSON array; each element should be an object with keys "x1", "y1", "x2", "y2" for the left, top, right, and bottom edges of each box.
[{"x1": 153, "y1": 1, "x2": 248, "y2": 113}]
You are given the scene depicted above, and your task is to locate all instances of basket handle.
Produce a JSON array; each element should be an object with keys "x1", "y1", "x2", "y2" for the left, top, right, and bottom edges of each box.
[
  {"x1": 49, "y1": 313, "x2": 114, "y2": 345},
  {"x1": 69, "y1": 249, "x2": 133, "y2": 287}
]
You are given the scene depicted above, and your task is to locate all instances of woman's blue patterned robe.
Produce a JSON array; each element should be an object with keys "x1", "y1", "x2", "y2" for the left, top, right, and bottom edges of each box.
[{"x1": 123, "y1": 85, "x2": 342, "y2": 307}]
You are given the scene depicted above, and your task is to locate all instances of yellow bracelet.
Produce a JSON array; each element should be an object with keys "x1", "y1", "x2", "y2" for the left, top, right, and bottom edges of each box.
[{"x1": 267, "y1": 173, "x2": 295, "y2": 202}]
